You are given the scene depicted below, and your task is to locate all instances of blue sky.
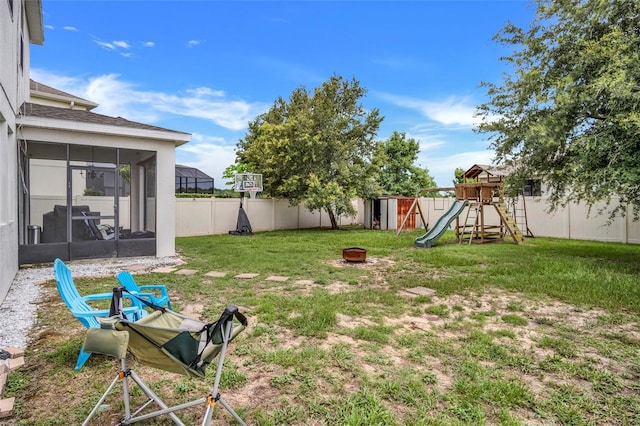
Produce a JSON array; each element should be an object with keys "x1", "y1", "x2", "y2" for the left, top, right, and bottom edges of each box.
[{"x1": 31, "y1": 0, "x2": 535, "y2": 189}]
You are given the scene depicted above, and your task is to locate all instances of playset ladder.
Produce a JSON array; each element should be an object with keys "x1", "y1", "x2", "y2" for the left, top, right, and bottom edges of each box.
[
  {"x1": 458, "y1": 202, "x2": 481, "y2": 244},
  {"x1": 510, "y1": 196, "x2": 534, "y2": 238},
  {"x1": 493, "y1": 202, "x2": 524, "y2": 244}
]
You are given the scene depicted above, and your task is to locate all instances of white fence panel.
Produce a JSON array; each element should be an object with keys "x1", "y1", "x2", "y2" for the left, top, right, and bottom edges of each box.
[{"x1": 175, "y1": 198, "x2": 213, "y2": 237}]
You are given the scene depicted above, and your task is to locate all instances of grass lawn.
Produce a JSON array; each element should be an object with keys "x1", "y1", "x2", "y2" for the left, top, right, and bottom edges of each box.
[{"x1": 6, "y1": 228, "x2": 640, "y2": 425}]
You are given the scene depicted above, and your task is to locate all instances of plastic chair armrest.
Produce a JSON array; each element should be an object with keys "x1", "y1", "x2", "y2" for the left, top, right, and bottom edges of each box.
[
  {"x1": 70, "y1": 306, "x2": 140, "y2": 318},
  {"x1": 82, "y1": 292, "x2": 119, "y2": 301},
  {"x1": 137, "y1": 285, "x2": 169, "y2": 296}
]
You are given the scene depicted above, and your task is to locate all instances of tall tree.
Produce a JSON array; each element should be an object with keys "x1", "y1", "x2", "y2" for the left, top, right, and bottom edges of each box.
[
  {"x1": 373, "y1": 131, "x2": 436, "y2": 196},
  {"x1": 476, "y1": 0, "x2": 640, "y2": 220},
  {"x1": 236, "y1": 75, "x2": 383, "y2": 229}
]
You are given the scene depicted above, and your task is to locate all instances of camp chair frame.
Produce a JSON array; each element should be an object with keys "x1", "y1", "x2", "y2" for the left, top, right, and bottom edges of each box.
[{"x1": 82, "y1": 291, "x2": 247, "y2": 426}]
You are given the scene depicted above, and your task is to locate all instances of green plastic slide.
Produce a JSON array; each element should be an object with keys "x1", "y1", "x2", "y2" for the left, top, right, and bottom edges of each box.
[{"x1": 415, "y1": 200, "x2": 468, "y2": 248}]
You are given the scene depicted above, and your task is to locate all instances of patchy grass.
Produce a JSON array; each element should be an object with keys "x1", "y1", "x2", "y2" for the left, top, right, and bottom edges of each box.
[{"x1": 6, "y1": 229, "x2": 640, "y2": 425}]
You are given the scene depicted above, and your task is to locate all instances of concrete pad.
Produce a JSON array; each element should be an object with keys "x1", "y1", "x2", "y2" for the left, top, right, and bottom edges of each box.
[
  {"x1": 266, "y1": 276, "x2": 289, "y2": 282},
  {"x1": 234, "y1": 273, "x2": 259, "y2": 279},
  {"x1": 124, "y1": 264, "x2": 148, "y2": 272},
  {"x1": 403, "y1": 286, "x2": 436, "y2": 297},
  {"x1": 0, "y1": 397, "x2": 15, "y2": 418},
  {"x1": 151, "y1": 266, "x2": 177, "y2": 273},
  {"x1": 8, "y1": 357, "x2": 24, "y2": 371},
  {"x1": 175, "y1": 269, "x2": 198, "y2": 276},
  {"x1": 204, "y1": 271, "x2": 226, "y2": 278},
  {"x1": 1, "y1": 347, "x2": 23, "y2": 358}
]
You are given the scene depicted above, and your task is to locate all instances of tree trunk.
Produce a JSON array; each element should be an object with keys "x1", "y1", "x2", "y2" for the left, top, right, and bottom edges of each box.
[{"x1": 328, "y1": 209, "x2": 339, "y2": 229}]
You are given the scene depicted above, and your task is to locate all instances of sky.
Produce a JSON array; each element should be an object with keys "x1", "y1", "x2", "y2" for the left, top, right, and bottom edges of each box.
[{"x1": 31, "y1": 0, "x2": 536, "y2": 189}]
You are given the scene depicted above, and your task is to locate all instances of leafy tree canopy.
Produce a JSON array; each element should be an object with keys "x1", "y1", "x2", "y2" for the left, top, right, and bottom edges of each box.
[
  {"x1": 476, "y1": 0, "x2": 640, "y2": 220},
  {"x1": 236, "y1": 75, "x2": 383, "y2": 228},
  {"x1": 453, "y1": 167, "x2": 466, "y2": 185},
  {"x1": 222, "y1": 163, "x2": 254, "y2": 189},
  {"x1": 373, "y1": 131, "x2": 436, "y2": 196}
]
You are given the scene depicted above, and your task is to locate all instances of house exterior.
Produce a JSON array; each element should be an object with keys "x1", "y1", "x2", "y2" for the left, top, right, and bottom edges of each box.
[
  {"x1": 18, "y1": 80, "x2": 191, "y2": 265},
  {"x1": 1, "y1": 0, "x2": 44, "y2": 303},
  {"x1": 1, "y1": 0, "x2": 191, "y2": 304}
]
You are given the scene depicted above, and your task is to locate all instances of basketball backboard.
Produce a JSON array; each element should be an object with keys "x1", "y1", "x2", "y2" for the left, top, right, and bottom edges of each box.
[{"x1": 233, "y1": 173, "x2": 263, "y2": 193}]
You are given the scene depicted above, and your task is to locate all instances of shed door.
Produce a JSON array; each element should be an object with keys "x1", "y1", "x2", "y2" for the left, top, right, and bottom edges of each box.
[{"x1": 397, "y1": 198, "x2": 416, "y2": 230}]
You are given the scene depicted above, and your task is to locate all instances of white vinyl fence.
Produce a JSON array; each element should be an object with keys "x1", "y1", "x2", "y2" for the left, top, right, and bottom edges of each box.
[
  {"x1": 175, "y1": 197, "x2": 364, "y2": 236},
  {"x1": 411, "y1": 196, "x2": 640, "y2": 245},
  {"x1": 29, "y1": 195, "x2": 638, "y2": 244}
]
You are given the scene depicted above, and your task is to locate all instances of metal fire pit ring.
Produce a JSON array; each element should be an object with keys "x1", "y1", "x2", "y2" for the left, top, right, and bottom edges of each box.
[{"x1": 342, "y1": 247, "x2": 367, "y2": 263}]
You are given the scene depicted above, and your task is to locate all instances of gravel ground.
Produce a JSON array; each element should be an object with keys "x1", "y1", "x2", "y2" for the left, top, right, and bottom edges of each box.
[{"x1": 0, "y1": 256, "x2": 183, "y2": 350}]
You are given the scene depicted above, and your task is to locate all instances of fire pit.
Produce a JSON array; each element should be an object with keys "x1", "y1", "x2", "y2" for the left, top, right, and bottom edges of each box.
[{"x1": 342, "y1": 247, "x2": 367, "y2": 263}]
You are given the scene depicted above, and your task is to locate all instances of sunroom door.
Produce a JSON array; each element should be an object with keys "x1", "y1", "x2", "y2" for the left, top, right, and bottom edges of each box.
[{"x1": 68, "y1": 146, "x2": 120, "y2": 259}]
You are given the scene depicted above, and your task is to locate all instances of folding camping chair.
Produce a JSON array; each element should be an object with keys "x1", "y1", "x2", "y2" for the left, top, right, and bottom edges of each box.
[{"x1": 82, "y1": 287, "x2": 248, "y2": 425}]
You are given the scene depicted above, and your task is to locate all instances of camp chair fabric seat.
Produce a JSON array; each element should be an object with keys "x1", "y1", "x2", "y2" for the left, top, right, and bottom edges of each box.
[
  {"x1": 115, "y1": 308, "x2": 245, "y2": 378},
  {"x1": 82, "y1": 291, "x2": 248, "y2": 426}
]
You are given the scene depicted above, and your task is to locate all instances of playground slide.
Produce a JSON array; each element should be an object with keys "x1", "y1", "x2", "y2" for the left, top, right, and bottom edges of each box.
[{"x1": 415, "y1": 200, "x2": 468, "y2": 248}]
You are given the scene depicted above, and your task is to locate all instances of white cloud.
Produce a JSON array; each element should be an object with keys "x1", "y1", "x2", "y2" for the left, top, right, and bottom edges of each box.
[
  {"x1": 422, "y1": 150, "x2": 495, "y2": 187},
  {"x1": 113, "y1": 40, "x2": 131, "y2": 49},
  {"x1": 187, "y1": 87, "x2": 225, "y2": 97},
  {"x1": 29, "y1": 70, "x2": 268, "y2": 131},
  {"x1": 94, "y1": 40, "x2": 116, "y2": 50},
  {"x1": 379, "y1": 93, "x2": 479, "y2": 127},
  {"x1": 63, "y1": 26, "x2": 79, "y2": 32},
  {"x1": 144, "y1": 41, "x2": 155, "y2": 47},
  {"x1": 176, "y1": 133, "x2": 238, "y2": 188},
  {"x1": 45, "y1": 24, "x2": 54, "y2": 30},
  {"x1": 187, "y1": 40, "x2": 203, "y2": 47}
]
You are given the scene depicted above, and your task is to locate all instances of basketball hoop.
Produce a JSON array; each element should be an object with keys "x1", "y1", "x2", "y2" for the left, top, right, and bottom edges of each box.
[{"x1": 233, "y1": 173, "x2": 263, "y2": 199}]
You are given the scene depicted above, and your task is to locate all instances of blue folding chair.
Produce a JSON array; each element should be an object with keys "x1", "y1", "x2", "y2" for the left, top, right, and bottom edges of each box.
[
  {"x1": 53, "y1": 258, "x2": 148, "y2": 370},
  {"x1": 116, "y1": 271, "x2": 173, "y2": 310}
]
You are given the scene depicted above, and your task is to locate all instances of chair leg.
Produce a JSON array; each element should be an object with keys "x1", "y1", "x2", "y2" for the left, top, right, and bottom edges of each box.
[
  {"x1": 75, "y1": 347, "x2": 92, "y2": 371},
  {"x1": 201, "y1": 321, "x2": 247, "y2": 426}
]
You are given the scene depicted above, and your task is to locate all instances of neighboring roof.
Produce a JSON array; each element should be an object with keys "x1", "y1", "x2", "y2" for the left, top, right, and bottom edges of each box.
[
  {"x1": 25, "y1": 0, "x2": 44, "y2": 45},
  {"x1": 175, "y1": 165, "x2": 213, "y2": 179},
  {"x1": 30, "y1": 80, "x2": 98, "y2": 110},
  {"x1": 20, "y1": 102, "x2": 190, "y2": 136}
]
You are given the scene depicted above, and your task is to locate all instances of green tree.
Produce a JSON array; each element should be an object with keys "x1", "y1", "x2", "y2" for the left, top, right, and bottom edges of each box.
[
  {"x1": 373, "y1": 131, "x2": 436, "y2": 196},
  {"x1": 237, "y1": 75, "x2": 383, "y2": 229},
  {"x1": 476, "y1": 0, "x2": 640, "y2": 220},
  {"x1": 221, "y1": 163, "x2": 253, "y2": 189},
  {"x1": 453, "y1": 167, "x2": 466, "y2": 185}
]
